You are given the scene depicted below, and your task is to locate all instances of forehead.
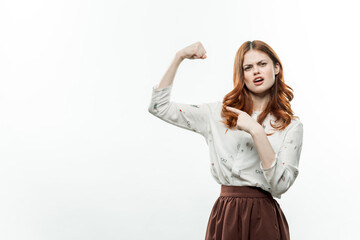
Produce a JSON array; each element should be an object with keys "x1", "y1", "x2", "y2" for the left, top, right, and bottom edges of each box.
[{"x1": 243, "y1": 50, "x2": 271, "y2": 64}]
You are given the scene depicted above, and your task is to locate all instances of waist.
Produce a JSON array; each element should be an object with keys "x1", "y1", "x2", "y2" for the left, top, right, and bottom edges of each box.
[{"x1": 220, "y1": 185, "x2": 273, "y2": 198}]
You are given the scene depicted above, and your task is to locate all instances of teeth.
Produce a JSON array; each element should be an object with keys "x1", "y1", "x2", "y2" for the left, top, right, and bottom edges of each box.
[{"x1": 255, "y1": 78, "x2": 263, "y2": 82}]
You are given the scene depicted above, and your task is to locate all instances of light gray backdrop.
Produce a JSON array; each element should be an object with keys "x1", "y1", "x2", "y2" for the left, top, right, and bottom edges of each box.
[{"x1": 0, "y1": 0, "x2": 359, "y2": 239}]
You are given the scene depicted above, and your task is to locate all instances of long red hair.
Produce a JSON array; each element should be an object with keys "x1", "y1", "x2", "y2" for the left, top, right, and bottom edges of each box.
[{"x1": 221, "y1": 40, "x2": 299, "y2": 136}]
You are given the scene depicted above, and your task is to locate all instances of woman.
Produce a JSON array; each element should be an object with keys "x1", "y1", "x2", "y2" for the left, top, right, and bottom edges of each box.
[{"x1": 148, "y1": 40, "x2": 303, "y2": 240}]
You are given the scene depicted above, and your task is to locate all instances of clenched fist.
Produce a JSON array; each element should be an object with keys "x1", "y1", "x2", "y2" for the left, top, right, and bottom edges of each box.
[{"x1": 177, "y1": 41, "x2": 207, "y2": 60}]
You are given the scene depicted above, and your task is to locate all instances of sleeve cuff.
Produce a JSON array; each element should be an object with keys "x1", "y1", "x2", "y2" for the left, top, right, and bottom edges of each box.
[
  {"x1": 153, "y1": 83, "x2": 173, "y2": 92},
  {"x1": 260, "y1": 152, "x2": 278, "y2": 171}
]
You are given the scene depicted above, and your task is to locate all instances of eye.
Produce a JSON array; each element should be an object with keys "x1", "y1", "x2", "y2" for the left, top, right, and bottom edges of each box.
[
  {"x1": 260, "y1": 62, "x2": 267, "y2": 66},
  {"x1": 244, "y1": 66, "x2": 251, "y2": 71}
]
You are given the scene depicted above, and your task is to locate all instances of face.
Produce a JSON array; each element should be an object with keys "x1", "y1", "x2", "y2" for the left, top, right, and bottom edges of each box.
[{"x1": 242, "y1": 49, "x2": 280, "y2": 97}]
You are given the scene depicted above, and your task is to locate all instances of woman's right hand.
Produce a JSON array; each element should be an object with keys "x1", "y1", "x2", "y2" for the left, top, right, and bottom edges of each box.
[{"x1": 176, "y1": 42, "x2": 207, "y2": 60}]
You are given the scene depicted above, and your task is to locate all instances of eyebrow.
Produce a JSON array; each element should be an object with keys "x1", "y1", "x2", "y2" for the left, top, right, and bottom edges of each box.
[{"x1": 243, "y1": 59, "x2": 267, "y2": 67}]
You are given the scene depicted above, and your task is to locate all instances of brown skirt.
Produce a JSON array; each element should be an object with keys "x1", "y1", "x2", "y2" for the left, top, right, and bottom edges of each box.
[{"x1": 205, "y1": 185, "x2": 290, "y2": 240}]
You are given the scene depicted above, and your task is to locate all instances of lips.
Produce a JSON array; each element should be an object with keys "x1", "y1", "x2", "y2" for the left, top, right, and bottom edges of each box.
[{"x1": 253, "y1": 77, "x2": 264, "y2": 83}]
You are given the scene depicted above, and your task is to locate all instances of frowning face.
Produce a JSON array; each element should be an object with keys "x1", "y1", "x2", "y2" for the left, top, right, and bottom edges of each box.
[{"x1": 242, "y1": 49, "x2": 280, "y2": 96}]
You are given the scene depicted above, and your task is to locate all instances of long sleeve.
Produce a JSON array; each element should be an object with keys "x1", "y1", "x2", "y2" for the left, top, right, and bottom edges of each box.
[
  {"x1": 259, "y1": 120, "x2": 304, "y2": 195},
  {"x1": 148, "y1": 83, "x2": 211, "y2": 137}
]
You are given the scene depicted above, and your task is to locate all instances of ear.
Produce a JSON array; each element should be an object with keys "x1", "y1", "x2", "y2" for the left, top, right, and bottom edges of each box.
[{"x1": 274, "y1": 63, "x2": 280, "y2": 75}]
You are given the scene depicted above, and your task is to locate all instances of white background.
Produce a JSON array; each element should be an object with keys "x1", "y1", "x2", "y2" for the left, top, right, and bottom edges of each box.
[{"x1": 1, "y1": 0, "x2": 359, "y2": 239}]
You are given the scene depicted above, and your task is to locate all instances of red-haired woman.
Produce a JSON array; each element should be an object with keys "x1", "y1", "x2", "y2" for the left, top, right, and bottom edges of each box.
[{"x1": 148, "y1": 40, "x2": 303, "y2": 240}]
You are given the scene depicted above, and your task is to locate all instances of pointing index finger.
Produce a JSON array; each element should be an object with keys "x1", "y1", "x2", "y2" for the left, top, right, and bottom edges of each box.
[{"x1": 226, "y1": 106, "x2": 242, "y2": 114}]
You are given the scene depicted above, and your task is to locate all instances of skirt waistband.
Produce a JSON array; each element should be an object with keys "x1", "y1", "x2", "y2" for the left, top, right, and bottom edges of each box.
[{"x1": 220, "y1": 185, "x2": 273, "y2": 198}]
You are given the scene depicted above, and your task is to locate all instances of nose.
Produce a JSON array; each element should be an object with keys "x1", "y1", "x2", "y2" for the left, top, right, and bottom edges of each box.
[{"x1": 253, "y1": 65, "x2": 260, "y2": 75}]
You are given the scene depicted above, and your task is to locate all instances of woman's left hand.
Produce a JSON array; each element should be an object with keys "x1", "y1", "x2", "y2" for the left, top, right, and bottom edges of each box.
[{"x1": 225, "y1": 106, "x2": 261, "y2": 135}]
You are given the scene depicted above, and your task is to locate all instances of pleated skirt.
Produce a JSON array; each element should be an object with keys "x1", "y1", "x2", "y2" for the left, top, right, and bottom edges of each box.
[{"x1": 205, "y1": 185, "x2": 290, "y2": 240}]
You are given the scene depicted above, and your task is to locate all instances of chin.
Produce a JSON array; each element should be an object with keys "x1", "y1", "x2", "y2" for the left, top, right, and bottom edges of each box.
[{"x1": 251, "y1": 87, "x2": 271, "y2": 95}]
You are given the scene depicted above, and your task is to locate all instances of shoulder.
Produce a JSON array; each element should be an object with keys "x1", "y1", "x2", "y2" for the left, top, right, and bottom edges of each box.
[
  {"x1": 202, "y1": 101, "x2": 222, "y2": 107},
  {"x1": 200, "y1": 101, "x2": 222, "y2": 112},
  {"x1": 291, "y1": 117, "x2": 303, "y2": 129},
  {"x1": 196, "y1": 101, "x2": 223, "y2": 121},
  {"x1": 284, "y1": 117, "x2": 303, "y2": 135}
]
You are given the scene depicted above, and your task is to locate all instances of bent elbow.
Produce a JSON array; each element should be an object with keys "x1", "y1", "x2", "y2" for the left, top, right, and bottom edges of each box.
[
  {"x1": 273, "y1": 185, "x2": 290, "y2": 196},
  {"x1": 272, "y1": 177, "x2": 297, "y2": 196},
  {"x1": 148, "y1": 104, "x2": 154, "y2": 114},
  {"x1": 148, "y1": 103, "x2": 159, "y2": 116}
]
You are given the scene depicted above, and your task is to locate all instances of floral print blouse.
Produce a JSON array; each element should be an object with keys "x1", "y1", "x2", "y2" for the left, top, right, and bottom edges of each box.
[{"x1": 148, "y1": 83, "x2": 304, "y2": 199}]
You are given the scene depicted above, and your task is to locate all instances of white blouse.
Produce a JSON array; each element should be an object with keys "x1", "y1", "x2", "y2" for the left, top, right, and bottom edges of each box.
[{"x1": 148, "y1": 83, "x2": 304, "y2": 199}]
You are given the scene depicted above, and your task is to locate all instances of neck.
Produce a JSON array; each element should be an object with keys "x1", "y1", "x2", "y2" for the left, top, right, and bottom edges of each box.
[{"x1": 250, "y1": 92, "x2": 270, "y2": 112}]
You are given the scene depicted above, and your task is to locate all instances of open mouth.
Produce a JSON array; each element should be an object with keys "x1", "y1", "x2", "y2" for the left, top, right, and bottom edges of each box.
[{"x1": 253, "y1": 77, "x2": 264, "y2": 85}]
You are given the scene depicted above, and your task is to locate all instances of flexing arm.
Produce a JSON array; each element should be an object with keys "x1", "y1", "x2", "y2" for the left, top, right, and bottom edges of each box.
[
  {"x1": 156, "y1": 53, "x2": 183, "y2": 90},
  {"x1": 148, "y1": 42, "x2": 210, "y2": 136},
  {"x1": 156, "y1": 41, "x2": 207, "y2": 90}
]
